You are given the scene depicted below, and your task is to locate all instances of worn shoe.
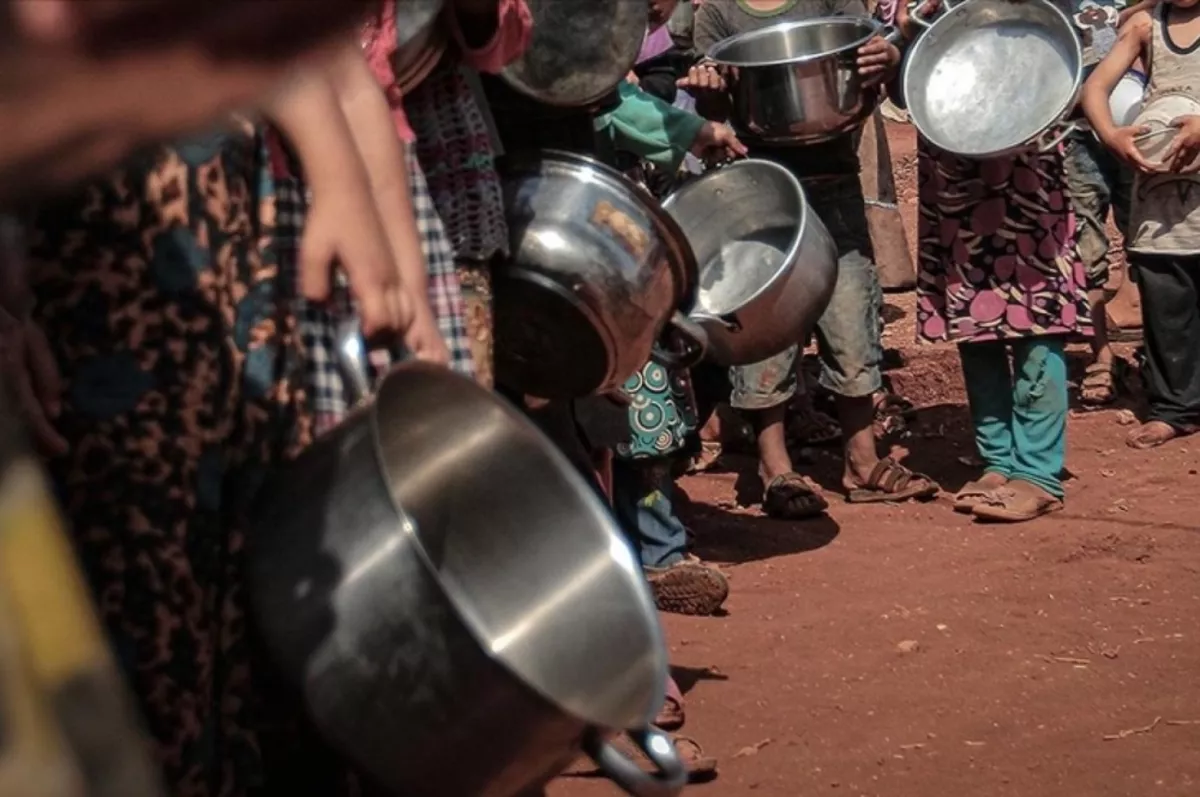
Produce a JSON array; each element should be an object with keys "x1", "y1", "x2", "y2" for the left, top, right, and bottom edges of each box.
[{"x1": 645, "y1": 555, "x2": 729, "y2": 616}]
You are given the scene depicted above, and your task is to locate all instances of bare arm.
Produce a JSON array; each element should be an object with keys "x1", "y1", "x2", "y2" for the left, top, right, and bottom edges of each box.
[
  {"x1": 1081, "y1": 10, "x2": 1150, "y2": 145},
  {"x1": 1118, "y1": 0, "x2": 1158, "y2": 27},
  {"x1": 325, "y1": 44, "x2": 428, "y2": 296},
  {"x1": 262, "y1": 60, "x2": 411, "y2": 336}
]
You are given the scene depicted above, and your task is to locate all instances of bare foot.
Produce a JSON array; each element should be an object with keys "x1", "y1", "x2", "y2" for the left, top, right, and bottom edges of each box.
[{"x1": 1126, "y1": 420, "x2": 1181, "y2": 450}]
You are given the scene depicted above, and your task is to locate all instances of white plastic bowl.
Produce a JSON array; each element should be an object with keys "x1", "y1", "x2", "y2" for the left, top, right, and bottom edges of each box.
[{"x1": 1110, "y1": 69, "x2": 1148, "y2": 127}]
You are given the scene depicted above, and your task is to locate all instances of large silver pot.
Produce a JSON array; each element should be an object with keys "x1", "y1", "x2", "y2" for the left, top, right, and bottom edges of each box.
[
  {"x1": 501, "y1": 0, "x2": 647, "y2": 107},
  {"x1": 708, "y1": 17, "x2": 899, "y2": 145},
  {"x1": 663, "y1": 160, "x2": 838, "y2": 365},
  {"x1": 903, "y1": 0, "x2": 1082, "y2": 158},
  {"x1": 248, "y1": 326, "x2": 684, "y2": 797},
  {"x1": 494, "y1": 150, "x2": 706, "y2": 399}
]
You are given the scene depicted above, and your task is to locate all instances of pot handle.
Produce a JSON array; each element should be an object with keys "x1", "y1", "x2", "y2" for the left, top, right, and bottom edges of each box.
[
  {"x1": 584, "y1": 726, "x2": 687, "y2": 797},
  {"x1": 1036, "y1": 121, "x2": 1079, "y2": 153},
  {"x1": 905, "y1": 0, "x2": 952, "y2": 29},
  {"x1": 334, "y1": 319, "x2": 414, "y2": 408},
  {"x1": 650, "y1": 312, "x2": 708, "y2": 369},
  {"x1": 881, "y1": 24, "x2": 905, "y2": 45}
]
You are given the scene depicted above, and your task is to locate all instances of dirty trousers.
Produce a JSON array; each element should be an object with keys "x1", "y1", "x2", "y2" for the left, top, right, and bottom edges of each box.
[
  {"x1": 958, "y1": 336, "x2": 1068, "y2": 499},
  {"x1": 1129, "y1": 253, "x2": 1200, "y2": 432}
]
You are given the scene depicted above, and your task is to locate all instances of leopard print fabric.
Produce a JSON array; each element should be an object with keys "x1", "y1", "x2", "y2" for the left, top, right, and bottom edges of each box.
[{"x1": 26, "y1": 124, "x2": 345, "y2": 797}]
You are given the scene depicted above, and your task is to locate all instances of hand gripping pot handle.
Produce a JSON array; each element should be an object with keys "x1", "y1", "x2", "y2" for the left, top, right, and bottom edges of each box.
[
  {"x1": 583, "y1": 725, "x2": 687, "y2": 797},
  {"x1": 335, "y1": 318, "x2": 415, "y2": 407}
]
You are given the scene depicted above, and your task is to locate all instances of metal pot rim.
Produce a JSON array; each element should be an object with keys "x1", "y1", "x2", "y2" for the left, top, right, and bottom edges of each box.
[
  {"x1": 707, "y1": 16, "x2": 883, "y2": 68},
  {"x1": 366, "y1": 364, "x2": 668, "y2": 730},
  {"x1": 901, "y1": 0, "x2": 1082, "y2": 158},
  {"x1": 662, "y1": 159, "x2": 808, "y2": 318},
  {"x1": 503, "y1": 149, "x2": 699, "y2": 303}
]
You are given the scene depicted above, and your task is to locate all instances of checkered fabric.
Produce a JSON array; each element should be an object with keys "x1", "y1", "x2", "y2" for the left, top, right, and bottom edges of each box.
[
  {"x1": 275, "y1": 143, "x2": 476, "y2": 435},
  {"x1": 408, "y1": 146, "x2": 475, "y2": 378}
]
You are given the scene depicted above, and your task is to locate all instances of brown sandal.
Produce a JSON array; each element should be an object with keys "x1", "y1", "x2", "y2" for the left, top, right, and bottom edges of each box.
[
  {"x1": 952, "y1": 474, "x2": 1008, "y2": 513},
  {"x1": 1080, "y1": 360, "x2": 1123, "y2": 407},
  {"x1": 971, "y1": 480, "x2": 1063, "y2": 523},
  {"x1": 846, "y1": 458, "x2": 940, "y2": 504},
  {"x1": 763, "y1": 473, "x2": 829, "y2": 519}
]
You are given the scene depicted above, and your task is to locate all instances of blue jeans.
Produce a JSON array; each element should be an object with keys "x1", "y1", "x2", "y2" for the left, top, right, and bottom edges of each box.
[
  {"x1": 729, "y1": 177, "x2": 883, "y2": 410},
  {"x1": 959, "y1": 336, "x2": 1068, "y2": 498},
  {"x1": 612, "y1": 459, "x2": 687, "y2": 569}
]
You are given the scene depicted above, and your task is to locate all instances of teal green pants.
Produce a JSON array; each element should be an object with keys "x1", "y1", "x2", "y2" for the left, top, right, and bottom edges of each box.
[{"x1": 958, "y1": 336, "x2": 1068, "y2": 499}]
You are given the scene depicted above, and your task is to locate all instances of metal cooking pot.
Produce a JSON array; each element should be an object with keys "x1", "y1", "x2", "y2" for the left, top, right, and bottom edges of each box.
[
  {"x1": 494, "y1": 150, "x2": 707, "y2": 399},
  {"x1": 903, "y1": 0, "x2": 1082, "y2": 158},
  {"x1": 248, "y1": 324, "x2": 684, "y2": 797},
  {"x1": 663, "y1": 159, "x2": 838, "y2": 365},
  {"x1": 708, "y1": 17, "x2": 900, "y2": 145},
  {"x1": 501, "y1": 0, "x2": 647, "y2": 107}
]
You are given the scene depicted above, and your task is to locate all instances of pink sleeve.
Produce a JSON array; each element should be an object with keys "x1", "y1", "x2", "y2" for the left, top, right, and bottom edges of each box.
[
  {"x1": 447, "y1": 0, "x2": 533, "y2": 74},
  {"x1": 362, "y1": 2, "x2": 417, "y2": 143}
]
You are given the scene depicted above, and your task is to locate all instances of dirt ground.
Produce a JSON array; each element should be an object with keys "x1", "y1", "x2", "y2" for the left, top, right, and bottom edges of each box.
[{"x1": 551, "y1": 123, "x2": 1200, "y2": 796}]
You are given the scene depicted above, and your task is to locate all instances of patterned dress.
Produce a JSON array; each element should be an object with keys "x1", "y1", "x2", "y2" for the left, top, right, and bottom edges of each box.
[
  {"x1": 914, "y1": 144, "x2": 1091, "y2": 343},
  {"x1": 404, "y1": 58, "x2": 510, "y2": 388},
  {"x1": 268, "y1": 129, "x2": 473, "y2": 434},
  {"x1": 27, "y1": 125, "x2": 346, "y2": 797}
]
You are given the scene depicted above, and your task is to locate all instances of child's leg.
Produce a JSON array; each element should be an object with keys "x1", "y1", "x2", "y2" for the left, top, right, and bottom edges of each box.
[
  {"x1": 612, "y1": 458, "x2": 688, "y2": 569},
  {"x1": 957, "y1": 340, "x2": 1016, "y2": 480},
  {"x1": 1008, "y1": 336, "x2": 1068, "y2": 499},
  {"x1": 1065, "y1": 133, "x2": 1118, "y2": 405},
  {"x1": 730, "y1": 347, "x2": 827, "y2": 519},
  {"x1": 1129, "y1": 254, "x2": 1200, "y2": 446},
  {"x1": 611, "y1": 458, "x2": 728, "y2": 616}
]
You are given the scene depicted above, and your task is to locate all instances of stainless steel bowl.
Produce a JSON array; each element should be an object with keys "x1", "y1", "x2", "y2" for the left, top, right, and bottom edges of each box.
[
  {"x1": 500, "y1": 0, "x2": 647, "y2": 107},
  {"x1": 902, "y1": 0, "x2": 1082, "y2": 158},
  {"x1": 494, "y1": 150, "x2": 704, "y2": 399},
  {"x1": 663, "y1": 160, "x2": 838, "y2": 365},
  {"x1": 249, "y1": 329, "x2": 683, "y2": 797},
  {"x1": 708, "y1": 17, "x2": 894, "y2": 145}
]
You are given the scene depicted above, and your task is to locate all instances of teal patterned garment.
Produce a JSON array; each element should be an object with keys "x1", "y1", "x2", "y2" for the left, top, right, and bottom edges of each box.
[{"x1": 616, "y1": 358, "x2": 699, "y2": 460}]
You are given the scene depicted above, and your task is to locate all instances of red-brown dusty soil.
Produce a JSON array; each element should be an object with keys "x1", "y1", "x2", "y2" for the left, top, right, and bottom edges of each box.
[{"x1": 551, "y1": 123, "x2": 1200, "y2": 797}]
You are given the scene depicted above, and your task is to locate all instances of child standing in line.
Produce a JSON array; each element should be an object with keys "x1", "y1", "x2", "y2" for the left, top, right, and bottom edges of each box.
[
  {"x1": 1066, "y1": 0, "x2": 1143, "y2": 407},
  {"x1": 682, "y1": 0, "x2": 940, "y2": 519},
  {"x1": 891, "y1": 0, "x2": 1091, "y2": 522},
  {"x1": 1082, "y1": 0, "x2": 1200, "y2": 448}
]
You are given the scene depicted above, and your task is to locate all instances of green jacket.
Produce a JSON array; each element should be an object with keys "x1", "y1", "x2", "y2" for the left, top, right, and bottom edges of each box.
[{"x1": 594, "y1": 81, "x2": 705, "y2": 173}]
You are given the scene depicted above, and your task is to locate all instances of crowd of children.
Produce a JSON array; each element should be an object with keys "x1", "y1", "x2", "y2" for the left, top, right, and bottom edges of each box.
[{"x1": 1, "y1": 0, "x2": 1200, "y2": 793}]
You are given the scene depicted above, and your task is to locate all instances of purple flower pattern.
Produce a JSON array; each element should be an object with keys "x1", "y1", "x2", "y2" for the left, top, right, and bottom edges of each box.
[{"x1": 914, "y1": 140, "x2": 1092, "y2": 344}]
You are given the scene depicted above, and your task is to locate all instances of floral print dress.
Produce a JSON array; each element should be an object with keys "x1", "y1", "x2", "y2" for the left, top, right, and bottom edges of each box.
[{"x1": 914, "y1": 144, "x2": 1091, "y2": 344}]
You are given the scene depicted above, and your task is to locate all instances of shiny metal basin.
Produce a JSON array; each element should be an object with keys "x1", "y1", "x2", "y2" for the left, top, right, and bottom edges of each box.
[{"x1": 903, "y1": 0, "x2": 1082, "y2": 158}]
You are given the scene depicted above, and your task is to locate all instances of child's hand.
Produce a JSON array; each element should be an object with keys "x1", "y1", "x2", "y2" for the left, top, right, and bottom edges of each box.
[
  {"x1": 1102, "y1": 124, "x2": 1160, "y2": 172},
  {"x1": 403, "y1": 301, "x2": 451, "y2": 366},
  {"x1": 691, "y1": 122, "x2": 749, "y2": 162},
  {"x1": 1164, "y1": 115, "x2": 1200, "y2": 173},
  {"x1": 857, "y1": 35, "x2": 901, "y2": 86},
  {"x1": 677, "y1": 61, "x2": 729, "y2": 93},
  {"x1": 301, "y1": 185, "x2": 414, "y2": 339}
]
